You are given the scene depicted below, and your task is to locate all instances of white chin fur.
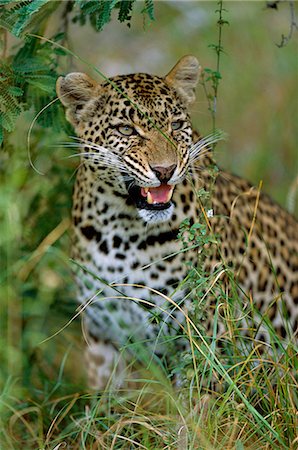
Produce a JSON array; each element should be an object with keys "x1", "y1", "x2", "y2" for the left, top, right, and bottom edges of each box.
[{"x1": 138, "y1": 204, "x2": 174, "y2": 224}]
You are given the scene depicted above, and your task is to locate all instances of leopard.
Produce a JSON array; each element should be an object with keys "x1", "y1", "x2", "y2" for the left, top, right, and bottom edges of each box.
[{"x1": 56, "y1": 55, "x2": 298, "y2": 390}]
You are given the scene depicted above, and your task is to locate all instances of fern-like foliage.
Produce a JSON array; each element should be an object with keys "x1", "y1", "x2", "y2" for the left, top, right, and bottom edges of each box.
[
  {"x1": 0, "y1": 0, "x2": 155, "y2": 145},
  {"x1": 0, "y1": 34, "x2": 70, "y2": 144},
  {"x1": 0, "y1": 0, "x2": 59, "y2": 37},
  {"x1": 73, "y1": 0, "x2": 155, "y2": 31},
  {"x1": 0, "y1": 67, "x2": 23, "y2": 144},
  {"x1": 0, "y1": 0, "x2": 155, "y2": 37}
]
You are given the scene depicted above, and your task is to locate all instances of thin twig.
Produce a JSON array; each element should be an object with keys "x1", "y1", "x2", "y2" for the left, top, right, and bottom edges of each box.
[
  {"x1": 18, "y1": 217, "x2": 71, "y2": 281},
  {"x1": 277, "y1": 0, "x2": 298, "y2": 47},
  {"x1": 1, "y1": 28, "x2": 7, "y2": 58}
]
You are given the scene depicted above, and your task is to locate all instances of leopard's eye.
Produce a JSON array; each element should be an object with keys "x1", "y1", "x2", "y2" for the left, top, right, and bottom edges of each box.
[
  {"x1": 171, "y1": 121, "x2": 184, "y2": 131},
  {"x1": 117, "y1": 125, "x2": 136, "y2": 136}
]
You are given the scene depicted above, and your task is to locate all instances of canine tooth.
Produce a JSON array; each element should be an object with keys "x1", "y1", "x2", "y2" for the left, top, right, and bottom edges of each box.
[
  {"x1": 147, "y1": 191, "x2": 154, "y2": 204},
  {"x1": 165, "y1": 187, "x2": 174, "y2": 203}
]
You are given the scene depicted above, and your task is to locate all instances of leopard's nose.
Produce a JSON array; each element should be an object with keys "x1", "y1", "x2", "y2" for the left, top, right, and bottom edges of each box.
[{"x1": 150, "y1": 164, "x2": 176, "y2": 182}]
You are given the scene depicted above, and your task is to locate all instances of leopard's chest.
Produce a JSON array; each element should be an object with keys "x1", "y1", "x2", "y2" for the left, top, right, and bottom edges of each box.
[
  {"x1": 74, "y1": 219, "x2": 187, "y2": 296},
  {"x1": 72, "y1": 172, "x2": 197, "y2": 297},
  {"x1": 71, "y1": 171, "x2": 199, "y2": 347},
  {"x1": 71, "y1": 207, "x2": 194, "y2": 348}
]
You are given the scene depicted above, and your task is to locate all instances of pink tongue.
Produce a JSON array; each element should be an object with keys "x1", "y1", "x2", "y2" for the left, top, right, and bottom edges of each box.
[{"x1": 141, "y1": 185, "x2": 172, "y2": 203}]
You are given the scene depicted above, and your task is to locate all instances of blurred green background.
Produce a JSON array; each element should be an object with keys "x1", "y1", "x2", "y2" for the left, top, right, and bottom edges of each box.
[{"x1": 1, "y1": 1, "x2": 297, "y2": 392}]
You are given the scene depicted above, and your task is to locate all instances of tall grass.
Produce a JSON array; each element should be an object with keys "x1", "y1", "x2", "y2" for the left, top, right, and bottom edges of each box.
[{"x1": 1, "y1": 230, "x2": 297, "y2": 449}]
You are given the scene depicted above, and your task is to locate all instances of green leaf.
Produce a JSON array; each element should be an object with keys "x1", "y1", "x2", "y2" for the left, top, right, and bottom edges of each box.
[
  {"x1": 0, "y1": 110, "x2": 17, "y2": 132},
  {"x1": 27, "y1": 79, "x2": 55, "y2": 94},
  {"x1": 7, "y1": 86, "x2": 23, "y2": 97},
  {"x1": 118, "y1": 0, "x2": 134, "y2": 24},
  {"x1": 143, "y1": 0, "x2": 155, "y2": 21}
]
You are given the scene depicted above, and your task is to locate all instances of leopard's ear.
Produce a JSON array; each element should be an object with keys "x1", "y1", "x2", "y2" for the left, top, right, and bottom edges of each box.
[
  {"x1": 56, "y1": 72, "x2": 100, "y2": 126},
  {"x1": 165, "y1": 55, "x2": 200, "y2": 104}
]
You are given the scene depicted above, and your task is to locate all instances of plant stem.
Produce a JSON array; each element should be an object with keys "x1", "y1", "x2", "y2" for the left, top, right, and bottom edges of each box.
[
  {"x1": 1, "y1": 28, "x2": 7, "y2": 58},
  {"x1": 212, "y1": 0, "x2": 225, "y2": 133}
]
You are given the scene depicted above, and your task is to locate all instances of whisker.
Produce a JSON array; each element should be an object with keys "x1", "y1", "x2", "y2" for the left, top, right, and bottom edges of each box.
[
  {"x1": 63, "y1": 136, "x2": 120, "y2": 155},
  {"x1": 126, "y1": 179, "x2": 136, "y2": 191},
  {"x1": 50, "y1": 142, "x2": 80, "y2": 148},
  {"x1": 192, "y1": 130, "x2": 225, "y2": 149},
  {"x1": 187, "y1": 166, "x2": 206, "y2": 174},
  {"x1": 189, "y1": 130, "x2": 227, "y2": 163},
  {"x1": 58, "y1": 137, "x2": 128, "y2": 172},
  {"x1": 68, "y1": 159, "x2": 88, "y2": 183},
  {"x1": 117, "y1": 172, "x2": 134, "y2": 182},
  {"x1": 66, "y1": 153, "x2": 127, "y2": 170},
  {"x1": 190, "y1": 136, "x2": 218, "y2": 155},
  {"x1": 190, "y1": 147, "x2": 212, "y2": 158}
]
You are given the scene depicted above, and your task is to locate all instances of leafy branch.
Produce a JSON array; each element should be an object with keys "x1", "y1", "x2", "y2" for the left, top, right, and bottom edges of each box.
[{"x1": 0, "y1": 0, "x2": 155, "y2": 145}]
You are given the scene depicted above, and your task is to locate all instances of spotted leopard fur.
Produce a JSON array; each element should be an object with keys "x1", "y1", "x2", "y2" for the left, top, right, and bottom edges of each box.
[{"x1": 57, "y1": 56, "x2": 298, "y2": 389}]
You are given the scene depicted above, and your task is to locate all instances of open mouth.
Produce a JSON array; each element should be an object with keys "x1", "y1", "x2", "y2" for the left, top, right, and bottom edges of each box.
[{"x1": 127, "y1": 182, "x2": 175, "y2": 210}]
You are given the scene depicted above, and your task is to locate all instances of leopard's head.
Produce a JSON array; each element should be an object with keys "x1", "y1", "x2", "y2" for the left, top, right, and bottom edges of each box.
[{"x1": 57, "y1": 56, "x2": 205, "y2": 224}]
